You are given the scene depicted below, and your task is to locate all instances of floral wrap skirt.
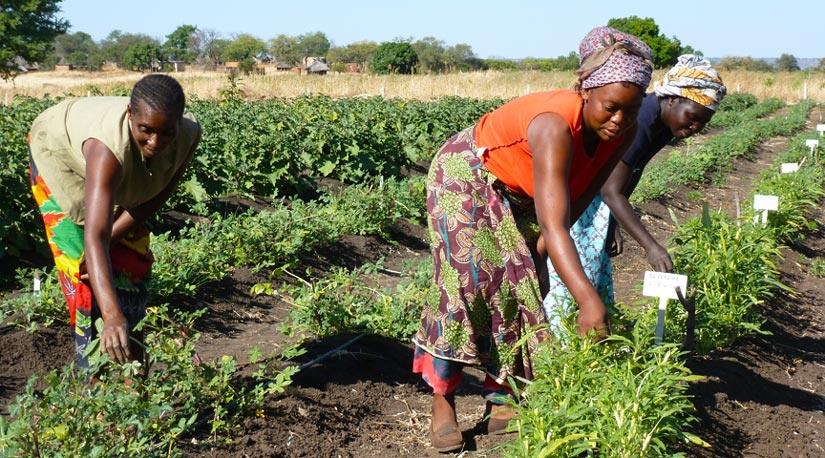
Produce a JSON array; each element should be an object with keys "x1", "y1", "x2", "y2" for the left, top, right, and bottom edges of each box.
[
  {"x1": 29, "y1": 149, "x2": 152, "y2": 369},
  {"x1": 412, "y1": 126, "x2": 548, "y2": 387}
]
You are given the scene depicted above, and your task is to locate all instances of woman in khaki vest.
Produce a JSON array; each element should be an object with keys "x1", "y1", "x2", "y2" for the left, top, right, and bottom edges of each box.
[{"x1": 28, "y1": 74, "x2": 201, "y2": 371}]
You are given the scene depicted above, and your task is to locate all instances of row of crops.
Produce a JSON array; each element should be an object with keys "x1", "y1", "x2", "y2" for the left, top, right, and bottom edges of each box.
[
  {"x1": 0, "y1": 86, "x2": 821, "y2": 456},
  {"x1": 0, "y1": 92, "x2": 503, "y2": 260}
]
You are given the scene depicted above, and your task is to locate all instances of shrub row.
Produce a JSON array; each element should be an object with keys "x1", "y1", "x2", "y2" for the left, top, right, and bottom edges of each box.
[{"x1": 0, "y1": 93, "x2": 502, "y2": 259}]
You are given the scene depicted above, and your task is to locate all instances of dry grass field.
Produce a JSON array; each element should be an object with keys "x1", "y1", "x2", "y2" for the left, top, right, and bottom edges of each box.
[{"x1": 2, "y1": 68, "x2": 825, "y2": 103}]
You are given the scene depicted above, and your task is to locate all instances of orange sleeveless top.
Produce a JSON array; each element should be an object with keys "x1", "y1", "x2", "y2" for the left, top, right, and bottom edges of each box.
[{"x1": 474, "y1": 90, "x2": 625, "y2": 201}]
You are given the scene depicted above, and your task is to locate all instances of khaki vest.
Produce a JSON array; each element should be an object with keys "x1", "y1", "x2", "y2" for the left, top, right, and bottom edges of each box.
[{"x1": 29, "y1": 96, "x2": 199, "y2": 224}]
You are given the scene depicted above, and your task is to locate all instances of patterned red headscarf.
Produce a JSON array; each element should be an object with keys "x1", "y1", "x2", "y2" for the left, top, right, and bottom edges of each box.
[{"x1": 576, "y1": 26, "x2": 654, "y2": 90}]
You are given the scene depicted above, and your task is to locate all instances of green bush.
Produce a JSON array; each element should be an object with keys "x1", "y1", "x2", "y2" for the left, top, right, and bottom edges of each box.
[
  {"x1": 668, "y1": 206, "x2": 787, "y2": 353},
  {"x1": 0, "y1": 96, "x2": 58, "y2": 258},
  {"x1": 0, "y1": 305, "x2": 300, "y2": 457},
  {"x1": 717, "y1": 92, "x2": 758, "y2": 112},
  {"x1": 508, "y1": 319, "x2": 700, "y2": 458}
]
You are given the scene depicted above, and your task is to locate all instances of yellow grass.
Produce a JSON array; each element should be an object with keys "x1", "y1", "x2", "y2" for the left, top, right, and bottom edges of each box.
[{"x1": 2, "y1": 68, "x2": 825, "y2": 104}]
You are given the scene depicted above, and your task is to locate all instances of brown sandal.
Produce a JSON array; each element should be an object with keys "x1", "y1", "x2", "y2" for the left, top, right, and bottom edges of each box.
[
  {"x1": 484, "y1": 402, "x2": 515, "y2": 435},
  {"x1": 486, "y1": 416, "x2": 511, "y2": 435},
  {"x1": 429, "y1": 421, "x2": 465, "y2": 453}
]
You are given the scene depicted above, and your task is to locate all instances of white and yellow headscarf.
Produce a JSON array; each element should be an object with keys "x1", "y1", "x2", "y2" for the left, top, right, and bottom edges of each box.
[{"x1": 654, "y1": 54, "x2": 727, "y2": 111}]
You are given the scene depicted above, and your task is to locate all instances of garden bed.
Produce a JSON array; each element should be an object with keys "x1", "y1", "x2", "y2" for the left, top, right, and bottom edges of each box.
[{"x1": 2, "y1": 108, "x2": 824, "y2": 457}]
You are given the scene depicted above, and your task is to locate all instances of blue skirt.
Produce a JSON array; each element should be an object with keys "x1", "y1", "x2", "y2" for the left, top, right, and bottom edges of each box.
[{"x1": 543, "y1": 195, "x2": 614, "y2": 335}]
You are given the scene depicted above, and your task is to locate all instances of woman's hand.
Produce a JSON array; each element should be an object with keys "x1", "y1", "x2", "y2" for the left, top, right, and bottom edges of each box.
[
  {"x1": 646, "y1": 243, "x2": 674, "y2": 273},
  {"x1": 577, "y1": 300, "x2": 610, "y2": 339},
  {"x1": 100, "y1": 311, "x2": 131, "y2": 364}
]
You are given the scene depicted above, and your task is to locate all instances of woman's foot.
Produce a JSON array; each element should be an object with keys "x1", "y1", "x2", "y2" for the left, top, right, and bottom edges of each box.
[
  {"x1": 430, "y1": 394, "x2": 464, "y2": 452},
  {"x1": 485, "y1": 401, "x2": 515, "y2": 435}
]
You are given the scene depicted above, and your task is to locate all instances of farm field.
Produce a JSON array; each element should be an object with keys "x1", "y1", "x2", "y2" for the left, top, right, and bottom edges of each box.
[
  {"x1": 2, "y1": 68, "x2": 825, "y2": 103},
  {"x1": 1, "y1": 86, "x2": 825, "y2": 457}
]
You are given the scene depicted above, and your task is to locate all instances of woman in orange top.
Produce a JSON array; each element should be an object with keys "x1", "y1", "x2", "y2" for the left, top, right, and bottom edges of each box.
[{"x1": 412, "y1": 26, "x2": 653, "y2": 452}]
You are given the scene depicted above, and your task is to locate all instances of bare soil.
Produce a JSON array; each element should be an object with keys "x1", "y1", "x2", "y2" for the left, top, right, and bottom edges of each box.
[{"x1": 2, "y1": 110, "x2": 825, "y2": 457}]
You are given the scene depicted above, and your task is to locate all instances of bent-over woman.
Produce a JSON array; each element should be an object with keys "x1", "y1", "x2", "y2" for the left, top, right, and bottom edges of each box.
[
  {"x1": 412, "y1": 26, "x2": 654, "y2": 452},
  {"x1": 28, "y1": 74, "x2": 201, "y2": 371},
  {"x1": 542, "y1": 55, "x2": 726, "y2": 331}
]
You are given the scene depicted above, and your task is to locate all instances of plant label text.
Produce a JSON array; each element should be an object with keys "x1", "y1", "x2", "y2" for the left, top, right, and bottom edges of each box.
[
  {"x1": 643, "y1": 271, "x2": 688, "y2": 344},
  {"x1": 643, "y1": 271, "x2": 688, "y2": 300}
]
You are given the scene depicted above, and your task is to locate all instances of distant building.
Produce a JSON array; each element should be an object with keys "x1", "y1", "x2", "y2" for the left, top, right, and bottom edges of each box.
[
  {"x1": 159, "y1": 60, "x2": 186, "y2": 72},
  {"x1": 12, "y1": 56, "x2": 38, "y2": 73},
  {"x1": 304, "y1": 57, "x2": 329, "y2": 75},
  {"x1": 54, "y1": 57, "x2": 74, "y2": 71},
  {"x1": 255, "y1": 51, "x2": 275, "y2": 65},
  {"x1": 224, "y1": 61, "x2": 240, "y2": 74}
]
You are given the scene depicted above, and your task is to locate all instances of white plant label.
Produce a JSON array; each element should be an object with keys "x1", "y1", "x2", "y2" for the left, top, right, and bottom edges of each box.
[
  {"x1": 805, "y1": 139, "x2": 822, "y2": 162},
  {"x1": 643, "y1": 271, "x2": 688, "y2": 300},
  {"x1": 807, "y1": 139, "x2": 820, "y2": 161},
  {"x1": 33, "y1": 271, "x2": 41, "y2": 293},
  {"x1": 753, "y1": 194, "x2": 778, "y2": 226},
  {"x1": 642, "y1": 271, "x2": 688, "y2": 345},
  {"x1": 780, "y1": 163, "x2": 799, "y2": 173},
  {"x1": 753, "y1": 194, "x2": 779, "y2": 211},
  {"x1": 817, "y1": 124, "x2": 825, "y2": 136}
]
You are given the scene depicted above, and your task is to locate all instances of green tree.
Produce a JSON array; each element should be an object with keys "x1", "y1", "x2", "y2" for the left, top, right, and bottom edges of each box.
[
  {"x1": 607, "y1": 16, "x2": 681, "y2": 68},
  {"x1": 774, "y1": 53, "x2": 800, "y2": 72},
  {"x1": 209, "y1": 38, "x2": 229, "y2": 64},
  {"x1": 163, "y1": 24, "x2": 197, "y2": 61},
  {"x1": 50, "y1": 31, "x2": 97, "y2": 69},
  {"x1": 122, "y1": 41, "x2": 161, "y2": 71},
  {"x1": 295, "y1": 31, "x2": 330, "y2": 60},
  {"x1": 326, "y1": 45, "x2": 347, "y2": 64},
  {"x1": 343, "y1": 40, "x2": 377, "y2": 65},
  {"x1": 482, "y1": 58, "x2": 517, "y2": 71},
  {"x1": 0, "y1": 0, "x2": 69, "y2": 79},
  {"x1": 221, "y1": 33, "x2": 266, "y2": 62},
  {"x1": 412, "y1": 36, "x2": 446, "y2": 72},
  {"x1": 327, "y1": 40, "x2": 377, "y2": 70},
  {"x1": 679, "y1": 44, "x2": 701, "y2": 57},
  {"x1": 370, "y1": 41, "x2": 418, "y2": 74},
  {"x1": 717, "y1": 56, "x2": 773, "y2": 72},
  {"x1": 98, "y1": 31, "x2": 157, "y2": 67},
  {"x1": 555, "y1": 51, "x2": 580, "y2": 71},
  {"x1": 269, "y1": 34, "x2": 299, "y2": 65},
  {"x1": 222, "y1": 34, "x2": 265, "y2": 74},
  {"x1": 445, "y1": 43, "x2": 481, "y2": 71},
  {"x1": 189, "y1": 28, "x2": 222, "y2": 65},
  {"x1": 521, "y1": 52, "x2": 578, "y2": 72}
]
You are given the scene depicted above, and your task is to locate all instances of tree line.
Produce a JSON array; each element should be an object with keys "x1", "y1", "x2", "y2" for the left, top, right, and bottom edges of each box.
[{"x1": 2, "y1": 1, "x2": 822, "y2": 80}]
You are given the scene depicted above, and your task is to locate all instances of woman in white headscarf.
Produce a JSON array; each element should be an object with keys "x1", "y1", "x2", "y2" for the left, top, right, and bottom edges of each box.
[{"x1": 542, "y1": 54, "x2": 727, "y2": 331}]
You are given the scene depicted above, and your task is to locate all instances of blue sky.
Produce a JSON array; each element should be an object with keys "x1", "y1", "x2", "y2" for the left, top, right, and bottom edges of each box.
[{"x1": 58, "y1": 0, "x2": 822, "y2": 59}]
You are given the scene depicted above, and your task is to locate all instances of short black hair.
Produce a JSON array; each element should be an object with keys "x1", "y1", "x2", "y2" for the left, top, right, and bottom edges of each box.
[{"x1": 130, "y1": 74, "x2": 186, "y2": 119}]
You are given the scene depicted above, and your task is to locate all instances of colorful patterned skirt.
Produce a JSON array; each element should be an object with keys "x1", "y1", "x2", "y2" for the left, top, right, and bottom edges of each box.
[
  {"x1": 543, "y1": 196, "x2": 614, "y2": 335},
  {"x1": 29, "y1": 150, "x2": 152, "y2": 369},
  {"x1": 412, "y1": 126, "x2": 548, "y2": 397}
]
